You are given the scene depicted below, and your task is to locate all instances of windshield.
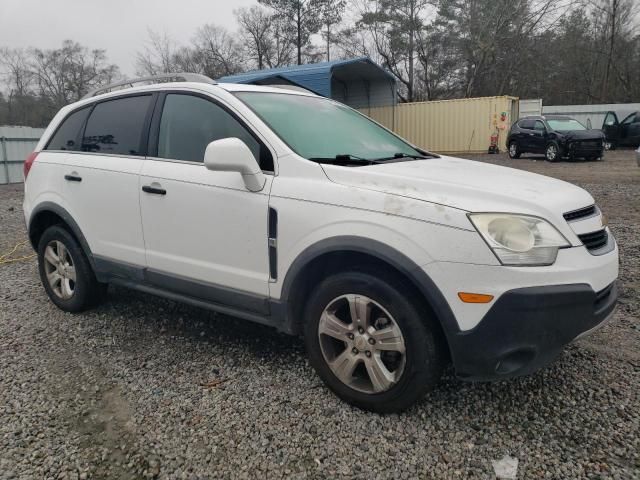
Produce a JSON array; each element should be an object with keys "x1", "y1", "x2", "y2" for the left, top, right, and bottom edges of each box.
[
  {"x1": 547, "y1": 119, "x2": 587, "y2": 131},
  {"x1": 235, "y1": 92, "x2": 422, "y2": 161}
]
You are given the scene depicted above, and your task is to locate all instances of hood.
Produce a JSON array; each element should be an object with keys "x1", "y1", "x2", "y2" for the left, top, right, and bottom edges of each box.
[
  {"x1": 321, "y1": 156, "x2": 594, "y2": 220},
  {"x1": 557, "y1": 129, "x2": 605, "y2": 141}
]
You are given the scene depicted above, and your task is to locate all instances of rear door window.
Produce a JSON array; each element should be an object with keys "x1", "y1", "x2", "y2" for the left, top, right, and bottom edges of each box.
[
  {"x1": 155, "y1": 93, "x2": 272, "y2": 170},
  {"x1": 519, "y1": 119, "x2": 535, "y2": 129},
  {"x1": 82, "y1": 95, "x2": 152, "y2": 156},
  {"x1": 45, "y1": 107, "x2": 91, "y2": 151}
]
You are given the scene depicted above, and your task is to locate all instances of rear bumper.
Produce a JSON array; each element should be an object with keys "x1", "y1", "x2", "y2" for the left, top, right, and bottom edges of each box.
[{"x1": 448, "y1": 282, "x2": 618, "y2": 381}]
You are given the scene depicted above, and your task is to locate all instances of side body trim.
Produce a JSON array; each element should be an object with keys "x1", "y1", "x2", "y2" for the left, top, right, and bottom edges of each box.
[
  {"x1": 28, "y1": 202, "x2": 95, "y2": 268},
  {"x1": 278, "y1": 236, "x2": 459, "y2": 339},
  {"x1": 93, "y1": 255, "x2": 271, "y2": 316}
]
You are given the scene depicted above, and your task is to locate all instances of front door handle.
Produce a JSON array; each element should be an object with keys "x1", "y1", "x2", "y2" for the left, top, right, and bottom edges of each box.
[
  {"x1": 64, "y1": 173, "x2": 82, "y2": 182},
  {"x1": 142, "y1": 185, "x2": 167, "y2": 195}
]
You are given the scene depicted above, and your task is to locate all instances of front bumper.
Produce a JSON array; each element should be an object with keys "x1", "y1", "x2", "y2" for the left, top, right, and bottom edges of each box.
[
  {"x1": 448, "y1": 281, "x2": 618, "y2": 381},
  {"x1": 562, "y1": 140, "x2": 604, "y2": 159}
]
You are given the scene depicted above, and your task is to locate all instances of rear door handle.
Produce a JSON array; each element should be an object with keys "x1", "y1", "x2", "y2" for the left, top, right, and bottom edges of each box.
[
  {"x1": 142, "y1": 185, "x2": 167, "y2": 195},
  {"x1": 64, "y1": 174, "x2": 82, "y2": 182}
]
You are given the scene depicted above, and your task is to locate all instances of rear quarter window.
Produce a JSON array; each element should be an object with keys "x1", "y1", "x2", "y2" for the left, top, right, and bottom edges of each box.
[
  {"x1": 82, "y1": 95, "x2": 152, "y2": 156},
  {"x1": 45, "y1": 107, "x2": 91, "y2": 151}
]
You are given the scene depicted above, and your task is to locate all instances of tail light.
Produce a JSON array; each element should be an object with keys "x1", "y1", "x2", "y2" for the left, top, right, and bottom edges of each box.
[{"x1": 23, "y1": 151, "x2": 38, "y2": 180}]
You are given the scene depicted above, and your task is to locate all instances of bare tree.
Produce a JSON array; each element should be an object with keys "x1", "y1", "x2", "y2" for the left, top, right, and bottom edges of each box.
[
  {"x1": 587, "y1": 0, "x2": 637, "y2": 98},
  {"x1": 320, "y1": 0, "x2": 347, "y2": 60},
  {"x1": 357, "y1": 0, "x2": 433, "y2": 101},
  {"x1": 136, "y1": 30, "x2": 184, "y2": 75},
  {"x1": 236, "y1": 6, "x2": 273, "y2": 69},
  {"x1": 31, "y1": 40, "x2": 120, "y2": 106},
  {"x1": 192, "y1": 24, "x2": 246, "y2": 78},
  {"x1": 258, "y1": 0, "x2": 328, "y2": 65}
]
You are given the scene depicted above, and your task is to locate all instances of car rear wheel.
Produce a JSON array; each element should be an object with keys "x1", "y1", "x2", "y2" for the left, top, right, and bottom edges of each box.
[
  {"x1": 303, "y1": 269, "x2": 445, "y2": 413},
  {"x1": 508, "y1": 141, "x2": 521, "y2": 159},
  {"x1": 545, "y1": 142, "x2": 560, "y2": 162},
  {"x1": 38, "y1": 225, "x2": 105, "y2": 312}
]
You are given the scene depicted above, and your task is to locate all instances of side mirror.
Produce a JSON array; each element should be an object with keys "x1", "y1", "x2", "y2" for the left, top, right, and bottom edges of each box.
[{"x1": 204, "y1": 138, "x2": 266, "y2": 192}]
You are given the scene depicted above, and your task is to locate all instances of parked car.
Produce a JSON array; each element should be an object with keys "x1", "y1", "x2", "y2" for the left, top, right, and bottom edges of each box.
[
  {"x1": 602, "y1": 111, "x2": 640, "y2": 150},
  {"x1": 507, "y1": 115, "x2": 605, "y2": 161},
  {"x1": 23, "y1": 74, "x2": 618, "y2": 413},
  {"x1": 636, "y1": 146, "x2": 640, "y2": 167}
]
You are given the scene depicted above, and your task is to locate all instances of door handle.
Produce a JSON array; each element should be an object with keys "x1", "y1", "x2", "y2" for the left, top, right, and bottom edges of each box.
[
  {"x1": 142, "y1": 185, "x2": 167, "y2": 195},
  {"x1": 64, "y1": 174, "x2": 82, "y2": 182}
]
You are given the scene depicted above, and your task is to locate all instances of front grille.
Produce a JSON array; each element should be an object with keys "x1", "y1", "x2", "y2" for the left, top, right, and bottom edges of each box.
[
  {"x1": 578, "y1": 229, "x2": 608, "y2": 251},
  {"x1": 564, "y1": 205, "x2": 596, "y2": 221},
  {"x1": 577, "y1": 140, "x2": 602, "y2": 149}
]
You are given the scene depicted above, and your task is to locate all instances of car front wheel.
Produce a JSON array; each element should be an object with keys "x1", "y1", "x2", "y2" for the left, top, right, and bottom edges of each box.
[
  {"x1": 303, "y1": 269, "x2": 445, "y2": 413},
  {"x1": 545, "y1": 142, "x2": 560, "y2": 162},
  {"x1": 508, "y1": 141, "x2": 521, "y2": 159}
]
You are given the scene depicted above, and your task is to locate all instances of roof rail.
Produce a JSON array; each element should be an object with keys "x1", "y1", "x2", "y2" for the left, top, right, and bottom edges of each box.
[{"x1": 82, "y1": 73, "x2": 217, "y2": 99}]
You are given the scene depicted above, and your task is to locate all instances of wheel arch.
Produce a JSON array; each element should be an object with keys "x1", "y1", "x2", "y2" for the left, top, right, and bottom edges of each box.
[
  {"x1": 278, "y1": 236, "x2": 459, "y2": 351},
  {"x1": 28, "y1": 202, "x2": 95, "y2": 269}
]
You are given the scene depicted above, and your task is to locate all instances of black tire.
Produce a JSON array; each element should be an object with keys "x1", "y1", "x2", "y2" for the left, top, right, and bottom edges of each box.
[
  {"x1": 303, "y1": 269, "x2": 445, "y2": 413},
  {"x1": 545, "y1": 142, "x2": 561, "y2": 162},
  {"x1": 508, "y1": 141, "x2": 521, "y2": 159},
  {"x1": 37, "y1": 225, "x2": 105, "y2": 312}
]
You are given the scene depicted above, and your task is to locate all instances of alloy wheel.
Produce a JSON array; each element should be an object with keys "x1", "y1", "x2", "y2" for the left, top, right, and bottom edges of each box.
[
  {"x1": 43, "y1": 240, "x2": 76, "y2": 300},
  {"x1": 509, "y1": 143, "x2": 518, "y2": 157},
  {"x1": 317, "y1": 294, "x2": 406, "y2": 394},
  {"x1": 546, "y1": 144, "x2": 558, "y2": 161}
]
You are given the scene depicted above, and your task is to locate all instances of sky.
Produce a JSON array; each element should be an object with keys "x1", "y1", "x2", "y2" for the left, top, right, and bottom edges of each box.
[{"x1": 0, "y1": 0, "x2": 256, "y2": 76}]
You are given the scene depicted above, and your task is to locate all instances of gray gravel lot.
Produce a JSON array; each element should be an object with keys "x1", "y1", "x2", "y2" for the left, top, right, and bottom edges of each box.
[{"x1": 1, "y1": 150, "x2": 639, "y2": 479}]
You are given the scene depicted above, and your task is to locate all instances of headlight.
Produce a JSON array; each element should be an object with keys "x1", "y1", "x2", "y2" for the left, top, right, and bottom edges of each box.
[{"x1": 468, "y1": 213, "x2": 570, "y2": 266}]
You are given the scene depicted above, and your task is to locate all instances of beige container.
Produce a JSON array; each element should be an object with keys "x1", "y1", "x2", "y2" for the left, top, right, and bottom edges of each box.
[{"x1": 360, "y1": 96, "x2": 519, "y2": 154}]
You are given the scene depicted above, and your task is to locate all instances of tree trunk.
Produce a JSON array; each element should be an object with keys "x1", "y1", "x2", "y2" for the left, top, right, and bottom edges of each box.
[
  {"x1": 408, "y1": 4, "x2": 415, "y2": 102},
  {"x1": 601, "y1": 0, "x2": 617, "y2": 101},
  {"x1": 297, "y1": 3, "x2": 302, "y2": 65},
  {"x1": 326, "y1": 24, "x2": 331, "y2": 61}
]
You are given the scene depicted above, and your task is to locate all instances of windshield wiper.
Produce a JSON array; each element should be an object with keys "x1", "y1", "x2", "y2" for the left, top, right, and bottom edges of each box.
[
  {"x1": 372, "y1": 152, "x2": 437, "y2": 161},
  {"x1": 308, "y1": 154, "x2": 381, "y2": 166}
]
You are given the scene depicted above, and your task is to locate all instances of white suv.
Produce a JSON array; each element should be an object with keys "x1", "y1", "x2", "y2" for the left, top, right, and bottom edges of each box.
[{"x1": 23, "y1": 74, "x2": 618, "y2": 412}]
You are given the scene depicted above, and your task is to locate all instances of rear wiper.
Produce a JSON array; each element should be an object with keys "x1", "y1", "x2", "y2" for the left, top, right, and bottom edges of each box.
[{"x1": 308, "y1": 154, "x2": 380, "y2": 166}]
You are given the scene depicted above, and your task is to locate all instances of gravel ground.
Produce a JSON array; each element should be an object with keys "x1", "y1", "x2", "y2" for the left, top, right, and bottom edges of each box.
[{"x1": 0, "y1": 150, "x2": 638, "y2": 479}]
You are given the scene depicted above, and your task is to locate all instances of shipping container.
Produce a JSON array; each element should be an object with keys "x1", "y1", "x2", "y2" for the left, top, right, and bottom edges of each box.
[
  {"x1": 519, "y1": 99, "x2": 543, "y2": 118},
  {"x1": 360, "y1": 96, "x2": 518, "y2": 153},
  {"x1": 0, "y1": 126, "x2": 44, "y2": 185}
]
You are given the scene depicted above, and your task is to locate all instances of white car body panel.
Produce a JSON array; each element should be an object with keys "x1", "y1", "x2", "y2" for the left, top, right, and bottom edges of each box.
[
  {"x1": 29, "y1": 152, "x2": 146, "y2": 266},
  {"x1": 139, "y1": 159, "x2": 273, "y2": 296},
  {"x1": 24, "y1": 80, "x2": 619, "y2": 344},
  {"x1": 321, "y1": 156, "x2": 595, "y2": 245},
  {"x1": 425, "y1": 239, "x2": 619, "y2": 331}
]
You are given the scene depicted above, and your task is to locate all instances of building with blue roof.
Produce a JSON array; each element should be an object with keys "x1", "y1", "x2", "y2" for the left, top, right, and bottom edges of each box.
[{"x1": 218, "y1": 57, "x2": 397, "y2": 109}]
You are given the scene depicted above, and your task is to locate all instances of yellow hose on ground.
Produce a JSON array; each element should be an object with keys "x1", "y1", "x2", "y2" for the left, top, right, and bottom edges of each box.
[{"x1": 0, "y1": 240, "x2": 36, "y2": 265}]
